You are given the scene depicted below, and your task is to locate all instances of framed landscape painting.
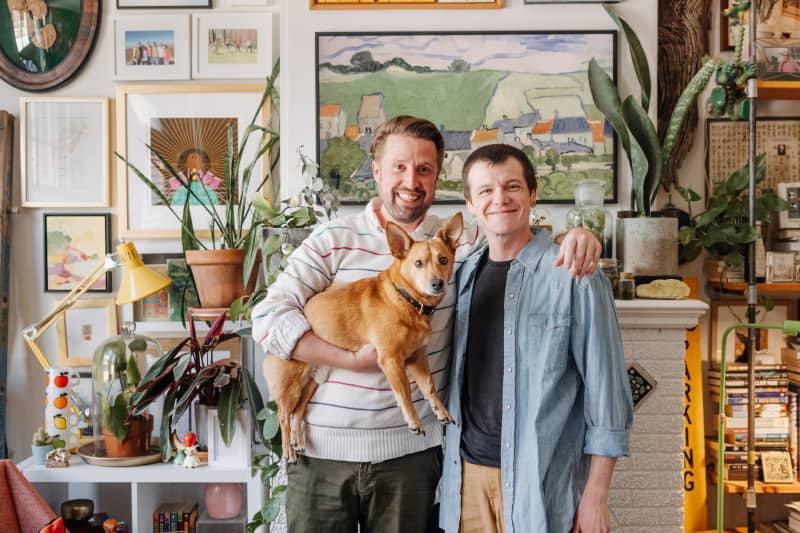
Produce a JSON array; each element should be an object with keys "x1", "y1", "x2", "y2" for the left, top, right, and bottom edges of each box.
[{"x1": 316, "y1": 31, "x2": 617, "y2": 204}]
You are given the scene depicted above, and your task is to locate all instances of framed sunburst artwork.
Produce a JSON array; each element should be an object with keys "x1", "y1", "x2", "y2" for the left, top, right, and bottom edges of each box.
[{"x1": 116, "y1": 83, "x2": 267, "y2": 239}]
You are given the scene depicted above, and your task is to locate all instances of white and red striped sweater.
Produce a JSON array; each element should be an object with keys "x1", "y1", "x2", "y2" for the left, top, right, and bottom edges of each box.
[{"x1": 252, "y1": 199, "x2": 483, "y2": 462}]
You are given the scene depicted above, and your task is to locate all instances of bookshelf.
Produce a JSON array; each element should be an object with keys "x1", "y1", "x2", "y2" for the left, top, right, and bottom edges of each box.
[
  {"x1": 707, "y1": 282, "x2": 800, "y2": 294},
  {"x1": 17, "y1": 455, "x2": 265, "y2": 532}
]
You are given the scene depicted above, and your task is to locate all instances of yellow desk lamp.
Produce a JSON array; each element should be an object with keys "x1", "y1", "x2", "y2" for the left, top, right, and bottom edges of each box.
[{"x1": 22, "y1": 242, "x2": 172, "y2": 370}]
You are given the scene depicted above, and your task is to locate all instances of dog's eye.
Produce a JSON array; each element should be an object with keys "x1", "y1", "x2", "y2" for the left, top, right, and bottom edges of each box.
[
  {"x1": 415, "y1": 259, "x2": 423, "y2": 268},
  {"x1": 438, "y1": 257, "x2": 448, "y2": 265}
]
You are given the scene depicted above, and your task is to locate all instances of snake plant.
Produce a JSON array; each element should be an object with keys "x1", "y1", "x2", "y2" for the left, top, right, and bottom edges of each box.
[{"x1": 588, "y1": 5, "x2": 719, "y2": 216}]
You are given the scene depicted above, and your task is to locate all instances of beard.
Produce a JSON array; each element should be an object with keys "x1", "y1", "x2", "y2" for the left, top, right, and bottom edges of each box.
[{"x1": 379, "y1": 186, "x2": 433, "y2": 225}]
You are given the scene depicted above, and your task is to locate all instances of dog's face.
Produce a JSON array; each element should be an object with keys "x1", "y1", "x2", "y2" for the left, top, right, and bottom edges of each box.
[{"x1": 386, "y1": 212, "x2": 464, "y2": 297}]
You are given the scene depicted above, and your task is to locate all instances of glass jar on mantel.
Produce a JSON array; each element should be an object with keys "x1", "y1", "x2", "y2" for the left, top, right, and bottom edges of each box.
[{"x1": 565, "y1": 179, "x2": 612, "y2": 257}]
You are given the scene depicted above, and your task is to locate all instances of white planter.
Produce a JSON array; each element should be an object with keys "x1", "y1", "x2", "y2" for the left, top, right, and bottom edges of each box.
[
  {"x1": 206, "y1": 407, "x2": 251, "y2": 467},
  {"x1": 616, "y1": 216, "x2": 678, "y2": 276}
]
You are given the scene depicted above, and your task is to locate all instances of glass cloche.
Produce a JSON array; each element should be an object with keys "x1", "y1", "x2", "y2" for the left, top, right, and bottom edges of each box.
[
  {"x1": 92, "y1": 321, "x2": 162, "y2": 457},
  {"x1": 565, "y1": 178, "x2": 612, "y2": 257}
]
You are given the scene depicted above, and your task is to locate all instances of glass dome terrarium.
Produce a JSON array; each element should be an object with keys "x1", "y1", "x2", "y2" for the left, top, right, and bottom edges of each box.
[
  {"x1": 565, "y1": 178, "x2": 612, "y2": 257},
  {"x1": 92, "y1": 322, "x2": 161, "y2": 458}
]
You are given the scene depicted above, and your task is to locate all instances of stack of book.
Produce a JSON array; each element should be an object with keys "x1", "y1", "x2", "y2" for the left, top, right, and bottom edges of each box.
[
  {"x1": 152, "y1": 502, "x2": 198, "y2": 533},
  {"x1": 707, "y1": 364, "x2": 794, "y2": 481},
  {"x1": 760, "y1": 501, "x2": 800, "y2": 532}
]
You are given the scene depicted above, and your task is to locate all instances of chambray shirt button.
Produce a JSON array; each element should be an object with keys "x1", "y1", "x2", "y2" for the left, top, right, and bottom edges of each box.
[
  {"x1": 507, "y1": 367, "x2": 512, "y2": 373},
  {"x1": 505, "y1": 442, "x2": 510, "y2": 448},
  {"x1": 505, "y1": 403, "x2": 511, "y2": 411},
  {"x1": 505, "y1": 482, "x2": 511, "y2": 488},
  {"x1": 505, "y1": 329, "x2": 511, "y2": 335},
  {"x1": 508, "y1": 293, "x2": 514, "y2": 299}
]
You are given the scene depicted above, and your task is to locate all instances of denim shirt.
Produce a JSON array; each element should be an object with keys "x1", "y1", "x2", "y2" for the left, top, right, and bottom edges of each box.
[{"x1": 439, "y1": 232, "x2": 633, "y2": 533}]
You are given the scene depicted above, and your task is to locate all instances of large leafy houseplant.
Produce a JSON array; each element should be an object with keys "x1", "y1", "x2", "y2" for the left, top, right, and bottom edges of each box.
[
  {"x1": 127, "y1": 313, "x2": 264, "y2": 461},
  {"x1": 588, "y1": 5, "x2": 719, "y2": 216},
  {"x1": 677, "y1": 155, "x2": 790, "y2": 268}
]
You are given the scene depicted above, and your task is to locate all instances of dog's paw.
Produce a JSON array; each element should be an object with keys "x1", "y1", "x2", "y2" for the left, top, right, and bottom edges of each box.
[
  {"x1": 438, "y1": 413, "x2": 454, "y2": 425},
  {"x1": 409, "y1": 425, "x2": 426, "y2": 436}
]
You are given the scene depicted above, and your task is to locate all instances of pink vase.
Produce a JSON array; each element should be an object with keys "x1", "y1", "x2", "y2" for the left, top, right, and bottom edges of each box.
[{"x1": 204, "y1": 483, "x2": 243, "y2": 519}]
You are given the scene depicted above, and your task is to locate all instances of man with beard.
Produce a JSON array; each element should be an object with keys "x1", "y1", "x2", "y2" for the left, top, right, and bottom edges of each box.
[{"x1": 252, "y1": 115, "x2": 601, "y2": 533}]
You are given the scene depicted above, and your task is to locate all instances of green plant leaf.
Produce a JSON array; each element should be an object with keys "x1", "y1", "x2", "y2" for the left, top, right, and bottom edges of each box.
[
  {"x1": 681, "y1": 240, "x2": 704, "y2": 263},
  {"x1": 217, "y1": 379, "x2": 241, "y2": 447},
  {"x1": 588, "y1": 59, "x2": 631, "y2": 157},
  {"x1": 240, "y1": 367, "x2": 265, "y2": 442},
  {"x1": 621, "y1": 95, "x2": 662, "y2": 215},
  {"x1": 108, "y1": 394, "x2": 130, "y2": 443},
  {"x1": 604, "y1": 5, "x2": 651, "y2": 111},
  {"x1": 676, "y1": 185, "x2": 701, "y2": 203},
  {"x1": 261, "y1": 486, "x2": 288, "y2": 523},
  {"x1": 262, "y1": 411, "x2": 280, "y2": 440}
]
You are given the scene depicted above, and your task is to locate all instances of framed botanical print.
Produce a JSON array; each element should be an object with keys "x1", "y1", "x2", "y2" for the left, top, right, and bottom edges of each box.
[
  {"x1": 0, "y1": 1, "x2": 101, "y2": 91},
  {"x1": 116, "y1": 83, "x2": 267, "y2": 239},
  {"x1": 317, "y1": 31, "x2": 617, "y2": 204},
  {"x1": 55, "y1": 298, "x2": 118, "y2": 367},
  {"x1": 44, "y1": 214, "x2": 111, "y2": 293},
  {"x1": 21, "y1": 98, "x2": 110, "y2": 207}
]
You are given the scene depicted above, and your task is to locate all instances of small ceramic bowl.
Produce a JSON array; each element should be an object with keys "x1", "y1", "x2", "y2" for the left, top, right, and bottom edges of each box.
[{"x1": 61, "y1": 498, "x2": 94, "y2": 526}]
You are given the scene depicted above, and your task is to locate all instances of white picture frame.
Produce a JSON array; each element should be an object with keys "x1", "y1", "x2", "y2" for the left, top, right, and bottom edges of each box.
[
  {"x1": 56, "y1": 299, "x2": 119, "y2": 368},
  {"x1": 778, "y1": 182, "x2": 800, "y2": 229},
  {"x1": 192, "y1": 12, "x2": 273, "y2": 79},
  {"x1": 20, "y1": 98, "x2": 109, "y2": 208},
  {"x1": 116, "y1": 84, "x2": 267, "y2": 239},
  {"x1": 767, "y1": 251, "x2": 797, "y2": 283},
  {"x1": 114, "y1": 15, "x2": 190, "y2": 81}
]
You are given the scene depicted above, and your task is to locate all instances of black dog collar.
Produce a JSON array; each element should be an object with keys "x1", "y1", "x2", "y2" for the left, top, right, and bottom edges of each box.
[{"x1": 393, "y1": 284, "x2": 436, "y2": 315}]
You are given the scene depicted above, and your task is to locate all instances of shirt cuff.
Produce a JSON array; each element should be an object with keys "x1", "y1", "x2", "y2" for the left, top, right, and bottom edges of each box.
[
  {"x1": 583, "y1": 427, "x2": 630, "y2": 458},
  {"x1": 263, "y1": 310, "x2": 311, "y2": 360}
]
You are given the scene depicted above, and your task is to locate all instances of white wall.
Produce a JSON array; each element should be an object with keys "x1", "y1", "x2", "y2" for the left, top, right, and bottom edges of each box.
[
  {"x1": 2, "y1": 0, "x2": 663, "y2": 461},
  {"x1": 0, "y1": 0, "x2": 281, "y2": 461}
]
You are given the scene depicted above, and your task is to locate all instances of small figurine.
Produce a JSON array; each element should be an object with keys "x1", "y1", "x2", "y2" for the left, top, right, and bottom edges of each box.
[
  {"x1": 172, "y1": 431, "x2": 202, "y2": 468},
  {"x1": 102, "y1": 518, "x2": 119, "y2": 533},
  {"x1": 46, "y1": 447, "x2": 70, "y2": 468}
]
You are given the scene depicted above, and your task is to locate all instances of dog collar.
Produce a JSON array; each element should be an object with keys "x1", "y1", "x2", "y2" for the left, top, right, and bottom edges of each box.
[{"x1": 393, "y1": 284, "x2": 436, "y2": 316}]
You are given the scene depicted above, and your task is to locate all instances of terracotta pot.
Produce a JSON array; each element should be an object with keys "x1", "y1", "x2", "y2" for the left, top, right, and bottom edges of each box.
[
  {"x1": 185, "y1": 249, "x2": 248, "y2": 308},
  {"x1": 102, "y1": 415, "x2": 153, "y2": 458}
]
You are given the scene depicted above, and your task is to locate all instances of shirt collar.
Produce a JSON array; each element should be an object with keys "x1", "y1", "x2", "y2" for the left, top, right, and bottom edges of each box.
[{"x1": 514, "y1": 229, "x2": 553, "y2": 271}]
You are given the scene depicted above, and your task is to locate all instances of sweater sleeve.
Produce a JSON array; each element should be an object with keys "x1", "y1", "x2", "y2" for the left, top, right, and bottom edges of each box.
[{"x1": 251, "y1": 225, "x2": 337, "y2": 360}]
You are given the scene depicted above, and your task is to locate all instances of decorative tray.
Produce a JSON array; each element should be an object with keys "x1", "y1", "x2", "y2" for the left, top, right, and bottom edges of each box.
[{"x1": 77, "y1": 440, "x2": 161, "y2": 467}]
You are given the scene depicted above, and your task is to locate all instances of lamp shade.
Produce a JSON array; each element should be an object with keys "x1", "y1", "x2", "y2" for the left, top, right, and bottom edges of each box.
[{"x1": 115, "y1": 242, "x2": 172, "y2": 305}]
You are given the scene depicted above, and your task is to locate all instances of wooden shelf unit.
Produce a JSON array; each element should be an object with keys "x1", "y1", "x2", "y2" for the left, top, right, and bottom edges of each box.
[
  {"x1": 706, "y1": 281, "x2": 800, "y2": 293},
  {"x1": 710, "y1": 472, "x2": 800, "y2": 494},
  {"x1": 757, "y1": 81, "x2": 800, "y2": 100}
]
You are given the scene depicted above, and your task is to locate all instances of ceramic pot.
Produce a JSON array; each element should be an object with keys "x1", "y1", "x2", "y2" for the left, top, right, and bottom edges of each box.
[
  {"x1": 185, "y1": 249, "x2": 250, "y2": 308},
  {"x1": 204, "y1": 483, "x2": 243, "y2": 519},
  {"x1": 31, "y1": 443, "x2": 53, "y2": 465},
  {"x1": 616, "y1": 215, "x2": 678, "y2": 276},
  {"x1": 102, "y1": 414, "x2": 153, "y2": 458}
]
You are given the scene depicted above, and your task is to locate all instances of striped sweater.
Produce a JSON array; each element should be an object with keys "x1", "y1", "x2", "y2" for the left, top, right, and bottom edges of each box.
[{"x1": 252, "y1": 200, "x2": 484, "y2": 462}]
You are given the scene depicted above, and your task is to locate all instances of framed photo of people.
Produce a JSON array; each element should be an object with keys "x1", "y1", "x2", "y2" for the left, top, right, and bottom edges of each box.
[{"x1": 113, "y1": 15, "x2": 191, "y2": 81}]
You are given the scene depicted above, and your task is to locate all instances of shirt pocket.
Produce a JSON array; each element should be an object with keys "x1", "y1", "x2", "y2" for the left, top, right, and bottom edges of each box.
[{"x1": 528, "y1": 315, "x2": 571, "y2": 373}]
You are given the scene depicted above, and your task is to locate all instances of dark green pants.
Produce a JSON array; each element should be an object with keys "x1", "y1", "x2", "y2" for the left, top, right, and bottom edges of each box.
[{"x1": 286, "y1": 447, "x2": 443, "y2": 533}]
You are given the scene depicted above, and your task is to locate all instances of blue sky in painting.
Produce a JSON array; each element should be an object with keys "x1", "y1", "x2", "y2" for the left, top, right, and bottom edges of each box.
[
  {"x1": 319, "y1": 34, "x2": 613, "y2": 74},
  {"x1": 125, "y1": 30, "x2": 175, "y2": 48}
]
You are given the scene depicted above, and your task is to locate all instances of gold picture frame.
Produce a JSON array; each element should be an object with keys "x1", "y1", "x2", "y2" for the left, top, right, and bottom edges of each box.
[
  {"x1": 311, "y1": 0, "x2": 502, "y2": 8},
  {"x1": 761, "y1": 451, "x2": 795, "y2": 483},
  {"x1": 116, "y1": 83, "x2": 268, "y2": 239},
  {"x1": 56, "y1": 298, "x2": 119, "y2": 367}
]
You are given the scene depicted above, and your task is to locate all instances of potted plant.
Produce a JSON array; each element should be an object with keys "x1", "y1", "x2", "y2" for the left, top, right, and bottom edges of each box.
[
  {"x1": 117, "y1": 62, "x2": 283, "y2": 309},
  {"x1": 588, "y1": 5, "x2": 719, "y2": 275},
  {"x1": 677, "y1": 154, "x2": 790, "y2": 277},
  {"x1": 93, "y1": 323, "x2": 159, "y2": 458},
  {"x1": 127, "y1": 312, "x2": 264, "y2": 462},
  {"x1": 31, "y1": 427, "x2": 55, "y2": 465}
]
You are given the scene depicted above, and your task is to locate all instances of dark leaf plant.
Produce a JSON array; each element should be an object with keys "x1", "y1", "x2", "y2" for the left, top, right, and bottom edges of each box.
[
  {"x1": 117, "y1": 60, "x2": 282, "y2": 287},
  {"x1": 588, "y1": 5, "x2": 719, "y2": 216},
  {"x1": 126, "y1": 312, "x2": 264, "y2": 462}
]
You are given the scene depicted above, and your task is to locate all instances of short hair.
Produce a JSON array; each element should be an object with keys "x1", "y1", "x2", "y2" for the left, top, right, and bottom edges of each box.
[
  {"x1": 462, "y1": 144, "x2": 537, "y2": 199},
  {"x1": 370, "y1": 116, "x2": 445, "y2": 174}
]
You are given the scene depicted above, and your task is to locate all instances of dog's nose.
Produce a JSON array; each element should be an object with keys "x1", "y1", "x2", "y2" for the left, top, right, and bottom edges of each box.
[{"x1": 431, "y1": 278, "x2": 444, "y2": 293}]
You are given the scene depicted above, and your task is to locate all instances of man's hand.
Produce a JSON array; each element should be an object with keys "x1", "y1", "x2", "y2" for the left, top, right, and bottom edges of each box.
[
  {"x1": 348, "y1": 344, "x2": 380, "y2": 373},
  {"x1": 570, "y1": 492, "x2": 611, "y2": 533},
  {"x1": 554, "y1": 227, "x2": 601, "y2": 277}
]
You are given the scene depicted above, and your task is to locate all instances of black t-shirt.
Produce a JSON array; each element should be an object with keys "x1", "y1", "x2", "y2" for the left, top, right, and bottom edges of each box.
[{"x1": 460, "y1": 254, "x2": 510, "y2": 468}]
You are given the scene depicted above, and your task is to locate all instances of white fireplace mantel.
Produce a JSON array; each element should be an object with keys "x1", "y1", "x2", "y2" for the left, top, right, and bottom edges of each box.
[{"x1": 616, "y1": 298, "x2": 709, "y2": 329}]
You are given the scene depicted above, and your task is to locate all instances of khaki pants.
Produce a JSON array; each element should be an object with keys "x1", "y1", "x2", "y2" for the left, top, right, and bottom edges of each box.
[{"x1": 459, "y1": 461, "x2": 505, "y2": 533}]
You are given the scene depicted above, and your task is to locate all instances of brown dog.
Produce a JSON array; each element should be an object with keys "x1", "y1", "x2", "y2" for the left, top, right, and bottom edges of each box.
[{"x1": 263, "y1": 212, "x2": 463, "y2": 462}]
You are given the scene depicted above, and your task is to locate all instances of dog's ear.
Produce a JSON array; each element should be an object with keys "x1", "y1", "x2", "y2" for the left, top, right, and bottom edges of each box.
[
  {"x1": 436, "y1": 212, "x2": 463, "y2": 250},
  {"x1": 385, "y1": 221, "x2": 413, "y2": 259}
]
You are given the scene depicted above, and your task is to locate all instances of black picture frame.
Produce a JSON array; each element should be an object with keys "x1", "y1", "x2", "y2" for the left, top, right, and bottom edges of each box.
[
  {"x1": 316, "y1": 30, "x2": 618, "y2": 205},
  {"x1": 116, "y1": 0, "x2": 212, "y2": 8},
  {"x1": 0, "y1": 1, "x2": 101, "y2": 92},
  {"x1": 43, "y1": 213, "x2": 111, "y2": 293}
]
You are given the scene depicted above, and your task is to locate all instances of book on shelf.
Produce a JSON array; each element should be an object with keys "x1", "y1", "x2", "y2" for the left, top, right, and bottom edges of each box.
[
  {"x1": 761, "y1": 521, "x2": 798, "y2": 533},
  {"x1": 714, "y1": 414, "x2": 791, "y2": 430},
  {"x1": 152, "y1": 501, "x2": 198, "y2": 533},
  {"x1": 725, "y1": 403, "x2": 789, "y2": 417},
  {"x1": 709, "y1": 362, "x2": 788, "y2": 372}
]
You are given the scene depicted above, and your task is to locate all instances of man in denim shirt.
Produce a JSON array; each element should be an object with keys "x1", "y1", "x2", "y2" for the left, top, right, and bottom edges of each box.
[{"x1": 439, "y1": 144, "x2": 633, "y2": 533}]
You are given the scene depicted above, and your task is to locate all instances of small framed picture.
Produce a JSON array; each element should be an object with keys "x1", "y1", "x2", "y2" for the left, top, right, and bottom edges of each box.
[
  {"x1": 778, "y1": 182, "x2": 800, "y2": 229},
  {"x1": 135, "y1": 264, "x2": 170, "y2": 321},
  {"x1": 710, "y1": 300, "x2": 795, "y2": 365},
  {"x1": 114, "y1": 15, "x2": 190, "y2": 81},
  {"x1": 767, "y1": 251, "x2": 797, "y2": 283},
  {"x1": 117, "y1": 0, "x2": 212, "y2": 8},
  {"x1": 20, "y1": 98, "x2": 109, "y2": 207},
  {"x1": 192, "y1": 12, "x2": 273, "y2": 79},
  {"x1": 761, "y1": 451, "x2": 795, "y2": 483},
  {"x1": 44, "y1": 214, "x2": 111, "y2": 293},
  {"x1": 55, "y1": 299, "x2": 119, "y2": 367}
]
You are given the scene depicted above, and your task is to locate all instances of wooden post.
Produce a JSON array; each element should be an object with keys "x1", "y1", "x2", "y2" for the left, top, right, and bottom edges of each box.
[{"x1": 0, "y1": 111, "x2": 13, "y2": 459}]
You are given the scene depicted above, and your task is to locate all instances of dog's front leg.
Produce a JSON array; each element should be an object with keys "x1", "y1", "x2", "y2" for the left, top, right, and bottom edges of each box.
[
  {"x1": 405, "y1": 348, "x2": 453, "y2": 425},
  {"x1": 378, "y1": 350, "x2": 425, "y2": 435}
]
